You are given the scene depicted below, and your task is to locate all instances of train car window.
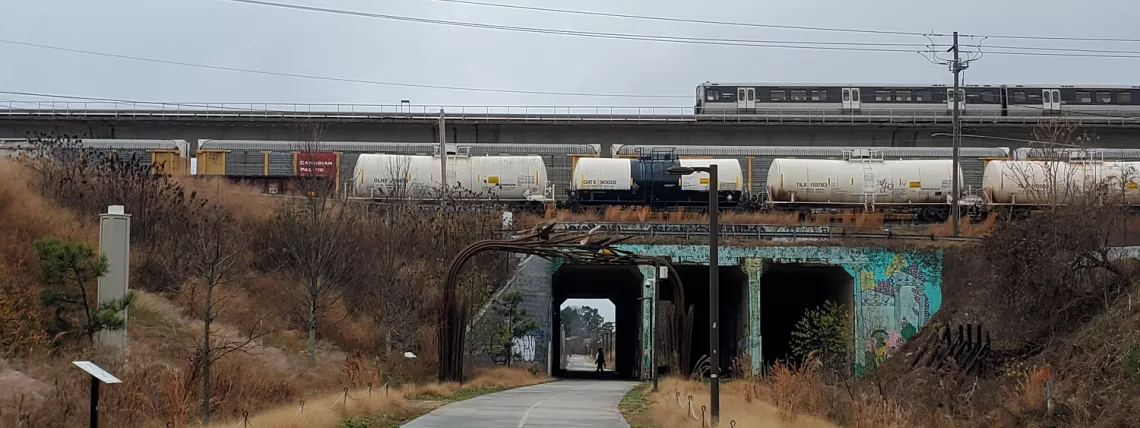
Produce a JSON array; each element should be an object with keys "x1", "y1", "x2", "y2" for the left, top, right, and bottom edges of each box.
[
  {"x1": 1076, "y1": 91, "x2": 1092, "y2": 103},
  {"x1": 790, "y1": 90, "x2": 807, "y2": 101},
  {"x1": 705, "y1": 89, "x2": 719, "y2": 101},
  {"x1": 1013, "y1": 91, "x2": 1027, "y2": 103},
  {"x1": 811, "y1": 90, "x2": 827, "y2": 101},
  {"x1": 874, "y1": 90, "x2": 891, "y2": 102},
  {"x1": 982, "y1": 91, "x2": 996, "y2": 103},
  {"x1": 747, "y1": 90, "x2": 754, "y2": 101},
  {"x1": 916, "y1": 91, "x2": 931, "y2": 102},
  {"x1": 895, "y1": 91, "x2": 912, "y2": 102},
  {"x1": 1119, "y1": 92, "x2": 1133, "y2": 104},
  {"x1": 770, "y1": 90, "x2": 786, "y2": 101},
  {"x1": 1098, "y1": 92, "x2": 1113, "y2": 103},
  {"x1": 842, "y1": 90, "x2": 850, "y2": 101},
  {"x1": 1027, "y1": 92, "x2": 1041, "y2": 103}
]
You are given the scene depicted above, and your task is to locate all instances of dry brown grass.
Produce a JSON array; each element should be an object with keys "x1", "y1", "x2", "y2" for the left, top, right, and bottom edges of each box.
[
  {"x1": 647, "y1": 377, "x2": 837, "y2": 428},
  {"x1": 204, "y1": 384, "x2": 414, "y2": 428},
  {"x1": 0, "y1": 160, "x2": 95, "y2": 262},
  {"x1": 920, "y1": 214, "x2": 997, "y2": 238},
  {"x1": 648, "y1": 353, "x2": 920, "y2": 428},
  {"x1": 215, "y1": 366, "x2": 546, "y2": 428},
  {"x1": 169, "y1": 173, "x2": 277, "y2": 221}
]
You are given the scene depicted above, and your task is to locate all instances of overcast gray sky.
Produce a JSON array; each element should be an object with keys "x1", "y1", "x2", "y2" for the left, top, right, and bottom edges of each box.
[
  {"x1": 2, "y1": 0, "x2": 1138, "y2": 108},
  {"x1": 562, "y1": 299, "x2": 615, "y2": 323}
]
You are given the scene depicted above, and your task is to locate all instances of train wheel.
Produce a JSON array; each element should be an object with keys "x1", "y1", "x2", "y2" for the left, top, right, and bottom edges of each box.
[
  {"x1": 570, "y1": 203, "x2": 585, "y2": 213},
  {"x1": 922, "y1": 207, "x2": 949, "y2": 223}
]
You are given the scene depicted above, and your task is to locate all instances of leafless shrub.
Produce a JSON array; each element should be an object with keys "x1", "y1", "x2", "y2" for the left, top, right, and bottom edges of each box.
[{"x1": 18, "y1": 133, "x2": 207, "y2": 292}]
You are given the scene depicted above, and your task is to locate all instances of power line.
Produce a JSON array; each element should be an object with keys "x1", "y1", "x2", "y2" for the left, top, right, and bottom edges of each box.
[
  {"x1": 0, "y1": 39, "x2": 689, "y2": 99},
  {"x1": 986, "y1": 44, "x2": 1140, "y2": 55},
  {"x1": 416, "y1": 0, "x2": 938, "y2": 38},
  {"x1": 424, "y1": 0, "x2": 1140, "y2": 45},
  {"x1": 212, "y1": 0, "x2": 937, "y2": 52},
  {"x1": 0, "y1": 90, "x2": 266, "y2": 110},
  {"x1": 210, "y1": 0, "x2": 1140, "y2": 59},
  {"x1": 964, "y1": 33, "x2": 1140, "y2": 44}
]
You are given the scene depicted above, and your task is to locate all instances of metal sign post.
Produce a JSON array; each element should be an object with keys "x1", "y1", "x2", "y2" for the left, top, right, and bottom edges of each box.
[{"x1": 73, "y1": 361, "x2": 122, "y2": 428}]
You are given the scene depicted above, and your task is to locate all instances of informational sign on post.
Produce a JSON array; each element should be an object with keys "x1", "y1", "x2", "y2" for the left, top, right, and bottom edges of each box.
[{"x1": 73, "y1": 360, "x2": 121, "y2": 428}]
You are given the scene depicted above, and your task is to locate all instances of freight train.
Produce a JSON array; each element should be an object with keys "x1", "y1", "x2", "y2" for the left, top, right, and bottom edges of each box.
[
  {"x1": 347, "y1": 146, "x2": 1140, "y2": 222},
  {"x1": 8, "y1": 138, "x2": 1140, "y2": 223},
  {"x1": 695, "y1": 82, "x2": 1140, "y2": 117}
]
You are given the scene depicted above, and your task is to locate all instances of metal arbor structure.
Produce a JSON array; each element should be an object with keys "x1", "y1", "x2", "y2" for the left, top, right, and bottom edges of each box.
[{"x1": 439, "y1": 221, "x2": 689, "y2": 383}]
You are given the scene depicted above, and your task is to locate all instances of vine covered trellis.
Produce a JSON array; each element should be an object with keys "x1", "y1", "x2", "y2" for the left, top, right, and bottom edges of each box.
[{"x1": 439, "y1": 221, "x2": 691, "y2": 383}]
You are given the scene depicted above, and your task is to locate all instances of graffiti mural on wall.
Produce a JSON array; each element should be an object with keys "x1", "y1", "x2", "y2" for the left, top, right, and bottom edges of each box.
[{"x1": 846, "y1": 251, "x2": 940, "y2": 375}]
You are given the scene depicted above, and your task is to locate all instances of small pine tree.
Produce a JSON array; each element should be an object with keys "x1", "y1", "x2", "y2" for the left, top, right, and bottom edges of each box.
[
  {"x1": 489, "y1": 291, "x2": 537, "y2": 367},
  {"x1": 34, "y1": 238, "x2": 133, "y2": 345}
]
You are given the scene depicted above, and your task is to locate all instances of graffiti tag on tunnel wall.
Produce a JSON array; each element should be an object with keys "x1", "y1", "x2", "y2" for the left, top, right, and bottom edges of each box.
[{"x1": 512, "y1": 333, "x2": 538, "y2": 362}]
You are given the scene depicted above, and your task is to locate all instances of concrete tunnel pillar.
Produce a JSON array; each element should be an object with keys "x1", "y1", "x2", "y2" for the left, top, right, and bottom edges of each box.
[{"x1": 638, "y1": 265, "x2": 658, "y2": 381}]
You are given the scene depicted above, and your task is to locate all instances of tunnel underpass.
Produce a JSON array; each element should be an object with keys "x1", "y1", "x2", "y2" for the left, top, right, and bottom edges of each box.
[
  {"x1": 657, "y1": 265, "x2": 748, "y2": 378},
  {"x1": 551, "y1": 264, "x2": 642, "y2": 380},
  {"x1": 759, "y1": 263, "x2": 854, "y2": 368}
]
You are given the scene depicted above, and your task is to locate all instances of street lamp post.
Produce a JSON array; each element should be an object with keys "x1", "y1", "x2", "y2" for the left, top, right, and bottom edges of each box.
[{"x1": 667, "y1": 164, "x2": 719, "y2": 425}]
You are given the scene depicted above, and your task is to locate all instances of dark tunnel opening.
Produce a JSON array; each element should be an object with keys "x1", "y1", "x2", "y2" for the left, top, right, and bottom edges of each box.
[
  {"x1": 658, "y1": 265, "x2": 747, "y2": 378},
  {"x1": 551, "y1": 264, "x2": 642, "y2": 380},
  {"x1": 759, "y1": 263, "x2": 854, "y2": 368}
]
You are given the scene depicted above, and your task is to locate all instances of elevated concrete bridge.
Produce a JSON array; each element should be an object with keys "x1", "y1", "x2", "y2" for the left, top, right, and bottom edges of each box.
[{"x1": 5, "y1": 104, "x2": 1140, "y2": 157}]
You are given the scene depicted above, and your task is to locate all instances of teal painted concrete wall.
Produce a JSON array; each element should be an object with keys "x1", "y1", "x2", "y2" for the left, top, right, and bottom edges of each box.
[{"x1": 594, "y1": 245, "x2": 944, "y2": 377}]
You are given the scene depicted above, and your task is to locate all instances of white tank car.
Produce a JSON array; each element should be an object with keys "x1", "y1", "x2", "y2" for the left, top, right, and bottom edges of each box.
[
  {"x1": 766, "y1": 158, "x2": 962, "y2": 204},
  {"x1": 676, "y1": 159, "x2": 744, "y2": 192},
  {"x1": 352, "y1": 153, "x2": 549, "y2": 201},
  {"x1": 983, "y1": 160, "x2": 1140, "y2": 205},
  {"x1": 570, "y1": 158, "x2": 633, "y2": 191}
]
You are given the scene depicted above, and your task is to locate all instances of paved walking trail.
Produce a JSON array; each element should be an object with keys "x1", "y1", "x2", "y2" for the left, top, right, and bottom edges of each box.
[
  {"x1": 565, "y1": 353, "x2": 603, "y2": 372},
  {"x1": 403, "y1": 357, "x2": 635, "y2": 428}
]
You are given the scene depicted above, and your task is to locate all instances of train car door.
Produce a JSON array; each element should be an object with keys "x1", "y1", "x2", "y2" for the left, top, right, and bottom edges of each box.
[
  {"x1": 736, "y1": 87, "x2": 755, "y2": 111},
  {"x1": 842, "y1": 88, "x2": 861, "y2": 110},
  {"x1": 946, "y1": 88, "x2": 965, "y2": 112},
  {"x1": 1041, "y1": 88, "x2": 1061, "y2": 113}
]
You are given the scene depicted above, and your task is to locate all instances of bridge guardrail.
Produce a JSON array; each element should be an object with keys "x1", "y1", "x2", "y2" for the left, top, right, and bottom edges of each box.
[
  {"x1": 549, "y1": 222, "x2": 982, "y2": 242},
  {"x1": 2, "y1": 102, "x2": 1140, "y2": 125}
]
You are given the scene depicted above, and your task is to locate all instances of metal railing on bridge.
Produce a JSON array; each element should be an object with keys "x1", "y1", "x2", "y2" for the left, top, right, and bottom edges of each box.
[
  {"x1": 3, "y1": 101, "x2": 1140, "y2": 125},
  {"x1": 550, "y1": 221, "x2": 982, "y2": 242}
]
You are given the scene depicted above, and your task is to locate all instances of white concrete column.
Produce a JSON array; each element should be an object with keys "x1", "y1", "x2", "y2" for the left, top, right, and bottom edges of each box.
[{"x1": 98, "y1": 205, "x2": 131, "y2": 356}]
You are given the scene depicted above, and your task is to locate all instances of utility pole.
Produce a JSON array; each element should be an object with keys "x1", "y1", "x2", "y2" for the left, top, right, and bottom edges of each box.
[
  {"x1": 949, "y1": 31, "x2": 966, "y2": 237},
  {"x1": 439, "y1": 109, "x2": 447, "y2": 206}
]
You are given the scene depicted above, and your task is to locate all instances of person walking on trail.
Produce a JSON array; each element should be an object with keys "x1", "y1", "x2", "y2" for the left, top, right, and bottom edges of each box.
[{"x1": 595, "y1": 347, "x2": 606, "y2": 373}]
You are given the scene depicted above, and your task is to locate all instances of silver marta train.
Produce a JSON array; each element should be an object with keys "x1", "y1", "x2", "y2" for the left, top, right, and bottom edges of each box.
[{"x1": 695, "y1": 82, "x2": 1140, "y2": 117}]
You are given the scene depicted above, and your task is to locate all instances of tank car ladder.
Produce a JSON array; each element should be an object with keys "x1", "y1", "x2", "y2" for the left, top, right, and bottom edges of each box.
[
  {"x1": 860, "y1": 158, "x2": 876, "y2": 212},
  {"x1": 844, "y1": 148, "x2": 882, "y2": 213}
]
